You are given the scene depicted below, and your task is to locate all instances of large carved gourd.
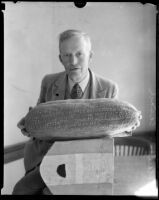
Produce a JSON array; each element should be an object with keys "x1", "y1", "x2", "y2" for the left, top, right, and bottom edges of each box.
[{"x1": 23, "y1": 98, "x2": 141, "y2": 140}]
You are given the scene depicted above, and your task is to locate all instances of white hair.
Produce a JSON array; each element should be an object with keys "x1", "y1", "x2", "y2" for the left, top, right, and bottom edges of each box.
[{"x1": 59, "y1": 29, "x2": 92, "y2": 52}]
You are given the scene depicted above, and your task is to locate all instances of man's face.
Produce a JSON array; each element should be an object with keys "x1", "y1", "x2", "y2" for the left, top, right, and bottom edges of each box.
[{"x1": 59, "y1": 36, "x2": 92, "y2": 83}]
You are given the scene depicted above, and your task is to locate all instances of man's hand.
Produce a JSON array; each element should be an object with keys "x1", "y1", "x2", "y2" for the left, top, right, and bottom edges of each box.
[
  {"x1": 17, "y1": 117, "x2": 31, "y2": 137},
  {"x1": 125, "y1": 113, "x2": 142, "y2": 134},
  {"x1": 17, "y1": 107, "x2": 33, "y2": 137}
]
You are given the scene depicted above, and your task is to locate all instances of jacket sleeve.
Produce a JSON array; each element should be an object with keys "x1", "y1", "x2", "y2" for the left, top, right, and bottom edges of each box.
[
  {"x1": 111, "y1": 82, "x2": 119, "y2": 99},
  {"x1": 36, "y1": 76, "x2": 47, "y2": 105}
]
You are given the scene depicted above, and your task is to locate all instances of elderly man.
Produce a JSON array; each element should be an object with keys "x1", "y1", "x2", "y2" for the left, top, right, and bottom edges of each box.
[{"x1": 12, "y1": 29, "x2": 119, "y2": 195}]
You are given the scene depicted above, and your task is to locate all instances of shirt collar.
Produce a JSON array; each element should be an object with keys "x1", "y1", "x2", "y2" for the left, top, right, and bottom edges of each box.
[{"x1": 68, "y1": 71, "x2": 90, "y2": 93}]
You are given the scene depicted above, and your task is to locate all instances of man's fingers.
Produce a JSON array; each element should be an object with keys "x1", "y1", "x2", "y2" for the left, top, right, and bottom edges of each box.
[
  {"x1": 125, "y1": 130, "x2": 132, "y2": 134},
  {"x1": 17, "y1": 123, "x2": 23, "y2": 129},
  {"x1": 127, "y1": 120, "x2": 140, "y2": 132},
  {"x1": 21, "y1": 128, "x2": 30, "y2": 137},
  {"x1": 17, "y1": 118, "x2": 25, "y2": 129},
  {"x1": 29, "y1": 107, "x2": 33, "y2": 111},
  {"x1": 17, "y1": 107, "x2": 33, "y2": 137},
  {"x1": 136, "y1": 121, "x2": 140, "y2": 127}
]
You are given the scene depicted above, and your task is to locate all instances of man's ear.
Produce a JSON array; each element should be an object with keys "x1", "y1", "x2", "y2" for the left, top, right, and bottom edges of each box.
[
  {"x1": 59, "y1": 54, "x2": 63, "y2": 63},
  {"x1": 89, "y1": 51, "x2": 93, "y2": 60}
]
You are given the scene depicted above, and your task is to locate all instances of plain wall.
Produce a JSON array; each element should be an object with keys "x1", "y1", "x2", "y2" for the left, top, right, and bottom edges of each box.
[{"x1": 4, "y1": 2, "x2": 156, "y2": 146}]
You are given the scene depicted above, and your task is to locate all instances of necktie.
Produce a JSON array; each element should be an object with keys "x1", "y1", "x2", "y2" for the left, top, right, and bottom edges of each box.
[{"x1": 70, "y1": 83, "x2": 83, "y2": 99}]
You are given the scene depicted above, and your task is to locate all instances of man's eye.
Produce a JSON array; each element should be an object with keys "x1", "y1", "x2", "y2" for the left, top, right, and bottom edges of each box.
[
  {"x1": 63, "y1": 54, "x2": 69, "y2": 57},
  {"x1": 77, "y1": 52, "x2": 83, "y2": 57}
]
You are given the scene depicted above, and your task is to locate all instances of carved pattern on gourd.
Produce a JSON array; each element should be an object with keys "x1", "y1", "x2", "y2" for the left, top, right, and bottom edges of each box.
[{"x1": 24, "y1": 98, "x2": 141, "y2": 139}]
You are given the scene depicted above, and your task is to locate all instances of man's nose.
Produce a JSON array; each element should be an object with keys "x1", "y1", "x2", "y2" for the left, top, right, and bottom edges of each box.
[{"x1": 69, "y1": 55, "x2": 77, "y2": 65}]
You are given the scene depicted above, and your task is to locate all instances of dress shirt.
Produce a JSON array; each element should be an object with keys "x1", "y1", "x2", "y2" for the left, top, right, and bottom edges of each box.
[{"x1": 68, "y1": 70, "x2": 90, "y2": 93}]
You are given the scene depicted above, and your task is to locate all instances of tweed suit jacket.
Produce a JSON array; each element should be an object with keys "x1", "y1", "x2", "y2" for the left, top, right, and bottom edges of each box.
[{"x1": 24, "y1": 68, "x2": 118, "y2": 172}]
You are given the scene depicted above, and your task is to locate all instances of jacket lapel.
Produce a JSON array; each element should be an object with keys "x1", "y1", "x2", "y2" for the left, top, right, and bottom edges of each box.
[
  {"x1": 52, "y1": 72, "x2": 67, "y2": 100},
  {"x1": 52, "y1": 69, "x2": 107, "y2": 100},
  {"x1": 89, "y1": 68, "x2": 106, "y2": 99}
]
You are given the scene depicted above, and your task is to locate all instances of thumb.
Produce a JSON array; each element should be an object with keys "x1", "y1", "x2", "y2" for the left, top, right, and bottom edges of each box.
[
  {"x1": 29, "y1": 107, "x2": 33, "y2": 111},
  {"x1": 17, "y1": 117, "x2": 25, "y2": 129}
]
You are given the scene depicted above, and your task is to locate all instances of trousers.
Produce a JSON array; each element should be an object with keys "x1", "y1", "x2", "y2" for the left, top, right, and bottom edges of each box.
[
  {"x1": 12, "y1": 139, "x2": 54, "y2": 195},
  {"x1": 12, "y1": 166, "x2": 52, "y2": 195}
]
